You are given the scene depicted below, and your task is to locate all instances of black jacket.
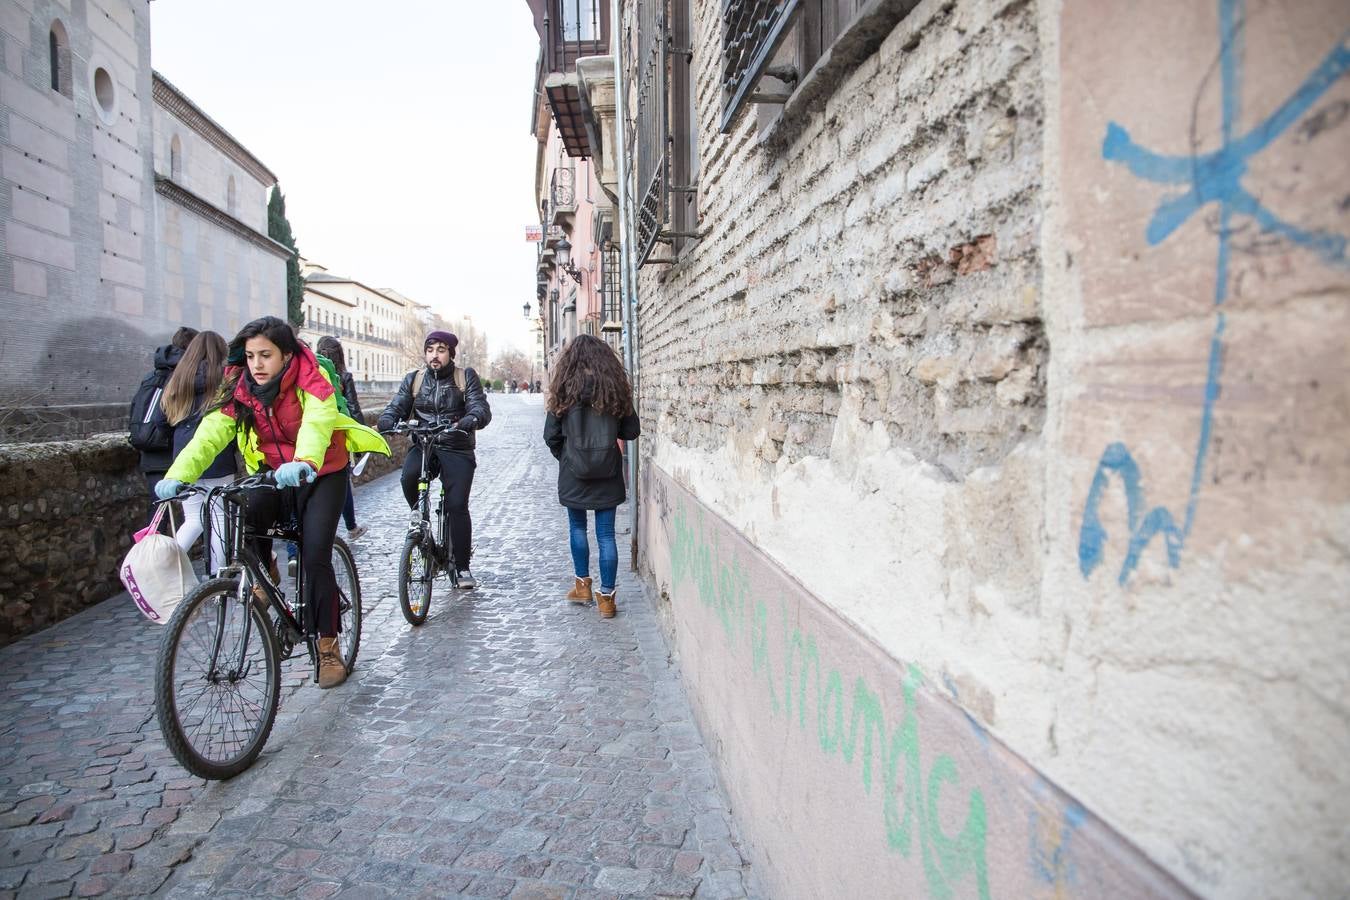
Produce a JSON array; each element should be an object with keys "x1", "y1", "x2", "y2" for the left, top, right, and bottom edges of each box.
[
  {"x1": 544, "y1": 403, "x2": 640, "y2": 510},
  {"x1": 377, "y1": 364, "x2": 491, "y2": 452},
  {"x1": 136, "y1": 344, "x2": 184, "y2": 473},
  {"x1": 338, "y1": 371, "x2": 364, "y2": 424}
]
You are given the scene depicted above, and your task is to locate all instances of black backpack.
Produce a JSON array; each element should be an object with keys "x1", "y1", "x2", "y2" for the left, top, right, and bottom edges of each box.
[
  {"x1": 128, "y1": 369, "x2": 174, "y2": 452},
  {"x1": 562, "y1": 405, "x2": 621, "y2": 481}
]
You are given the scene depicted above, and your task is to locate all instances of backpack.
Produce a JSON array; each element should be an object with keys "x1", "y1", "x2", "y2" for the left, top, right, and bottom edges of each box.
[
  {"x1": 313, "y1": 354, "x2": 350, "y2": 417},
  {"x1": 411, "y1": 365, "x2": 466, "y2": 399},
  {"x1": 562, "y1": 405, "x2": 621, "y2": 481},
  {"x1": 129, "y1": 369, "x2": 174, "y2": 452}
]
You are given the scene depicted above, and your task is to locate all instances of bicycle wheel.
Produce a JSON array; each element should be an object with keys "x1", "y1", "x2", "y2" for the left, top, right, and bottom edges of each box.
[
  {"x1": 398, "y1": 531, "x2": 434, "y2": 626},
  {"x1": 155, "y1": 578, "x2": 281, "y2": 780},
  {"x1": 332, "y1": 537, "x2": 361, "y2": 670}
]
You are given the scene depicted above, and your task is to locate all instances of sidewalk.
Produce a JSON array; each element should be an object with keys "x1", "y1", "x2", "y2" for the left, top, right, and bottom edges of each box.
[{"x1": 0, "y1": 395, "x2": 759, "y2": 899}]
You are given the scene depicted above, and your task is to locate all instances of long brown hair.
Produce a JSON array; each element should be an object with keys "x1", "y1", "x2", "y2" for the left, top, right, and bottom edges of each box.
[
  {"x1": 316, "y1": 335, "x2": 346, "y2": 374},
  {"x1": 546, "y1": 334, "x2": 633, "y2": 418},
  {"x1": 162, "y1": 330, "x2": 227, "y2": 425}
]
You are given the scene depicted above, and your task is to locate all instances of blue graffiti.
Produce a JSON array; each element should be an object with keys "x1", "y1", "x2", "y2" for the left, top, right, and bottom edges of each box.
[{"x1": 1079, "y1": 1, "x2": 1350, "y2": 584}]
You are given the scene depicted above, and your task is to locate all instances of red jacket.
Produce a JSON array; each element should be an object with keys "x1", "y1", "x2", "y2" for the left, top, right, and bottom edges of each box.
[{"x1": 222, "y1": 344, "x2": 350, "y2": 476}]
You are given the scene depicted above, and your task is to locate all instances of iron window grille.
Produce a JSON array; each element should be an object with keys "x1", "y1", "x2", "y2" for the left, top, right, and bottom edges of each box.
[
  {"x1": 720, "y1": 0, "x2": 801, "y2": 132},
  {"x1": 543, "y1": 0, "x2": 611, "y2": 74},
  {"x1": 628, "y1": 0, "x2": 669, "y2": 267}
]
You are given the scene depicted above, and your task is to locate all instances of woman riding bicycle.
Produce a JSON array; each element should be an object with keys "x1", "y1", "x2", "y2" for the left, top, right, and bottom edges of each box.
[{"x1": 154, "y1": 316, "x2": 389, "y2": 689}]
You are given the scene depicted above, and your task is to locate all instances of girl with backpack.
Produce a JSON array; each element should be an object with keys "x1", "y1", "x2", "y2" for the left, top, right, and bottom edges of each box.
[
  {"x1": 315, "y1": 336, "x2": 367, "y2": 542},
  {"x1": 154, "y1": 316, "x2": 389, "y2": 688},
  {"x1": 543, "y1": 334, "x2": 640, "y2": 618},
  {"x1": 160, "y1": 330, "x2": 234, "y2": 575}
]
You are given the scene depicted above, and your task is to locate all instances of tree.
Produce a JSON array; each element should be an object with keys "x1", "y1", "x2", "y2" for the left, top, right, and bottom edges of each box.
[
  {"x1": 268, "y1": 187, "x2": 304, "y2": 326},
  {"x1": 489, "y1": 348, "x2": 532, "y2": 386}
]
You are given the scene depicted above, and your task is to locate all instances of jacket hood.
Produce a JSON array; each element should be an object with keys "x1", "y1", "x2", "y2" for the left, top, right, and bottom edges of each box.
[
  {"x1": 154, "y1": 344, "x2": 185, "y2": 372},
  {"x1": 225, "y1": 343, "x2": 334, "y2": 415}
]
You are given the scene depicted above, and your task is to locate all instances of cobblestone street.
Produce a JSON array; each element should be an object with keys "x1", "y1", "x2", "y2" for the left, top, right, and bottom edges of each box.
[{"x1": 0, "y1": 395, "x2": 756, "y2": 899}]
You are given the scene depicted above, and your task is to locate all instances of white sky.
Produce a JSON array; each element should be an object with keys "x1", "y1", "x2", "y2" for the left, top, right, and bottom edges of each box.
[{"x1": 150, "y1": 0, "x2": 543, "y2": 356}]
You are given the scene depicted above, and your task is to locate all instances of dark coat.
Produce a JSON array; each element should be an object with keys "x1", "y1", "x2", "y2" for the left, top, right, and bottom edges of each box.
[
  {"x1": 172, "y1": 363, "x2": 235, "y2": 480},
  {"x1": 338, "y1": 371, "x2": 364, "y2": 425},
  {"x1": 377, "y1": 364, "x2": 491, "y2": 453},
  {"x1": 544, "y1": 403, "x2": 640, "y2": 510},
  {"x1": 136, "y1": 344, "x2": 184, "y2": 474}
]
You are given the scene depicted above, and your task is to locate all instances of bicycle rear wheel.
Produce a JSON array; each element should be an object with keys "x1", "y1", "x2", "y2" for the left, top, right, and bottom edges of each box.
[
  {"x1": 398, "y1": 531, "x2": 434, "y2": 626},
  {"x1": 155, "y1": 578, "x2": 281, "y2": 780},
  {"x1": 332, "y1": 537, "x2": 361, "y2": 670}
]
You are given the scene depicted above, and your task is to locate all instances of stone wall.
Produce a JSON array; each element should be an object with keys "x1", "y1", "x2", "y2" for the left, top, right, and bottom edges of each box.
[
  {"x1": 0, "y1": 434, "x2": 144, "y2": 645},
  {"x1": 632, "y1": 0, "x2": 1350, "y2": 897}
]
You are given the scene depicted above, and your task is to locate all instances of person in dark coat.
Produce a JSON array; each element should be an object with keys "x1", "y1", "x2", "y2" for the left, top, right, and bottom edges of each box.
[
  {"x1": 377, "y1": 330, "x2": 492, "y2": 588},
  {"x1": 160, "y1": 330, "x2": 234, "y2": 574},
  {"x1": 133, "y1": 327, "x2": 197, "y2": 512},
  {"x1": 316, "y1": 336, "x2": 367, "y2": 542},
  {"x1": 543, "y1": 335, "x2": 640, "y2": 619}
]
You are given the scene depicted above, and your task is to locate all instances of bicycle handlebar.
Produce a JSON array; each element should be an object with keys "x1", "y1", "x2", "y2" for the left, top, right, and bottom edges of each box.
[
  {"x1": 157, "y1": 471, "x2": 285, "y2": 504},
  {"x1": 380, "y1": 421, "x2": 469, "y2": 439}
]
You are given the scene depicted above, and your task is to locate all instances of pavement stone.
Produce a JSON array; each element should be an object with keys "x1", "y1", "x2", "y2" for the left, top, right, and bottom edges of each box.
[{"x1": 0, "y1": 397, "x2": 760, "y2": 898}]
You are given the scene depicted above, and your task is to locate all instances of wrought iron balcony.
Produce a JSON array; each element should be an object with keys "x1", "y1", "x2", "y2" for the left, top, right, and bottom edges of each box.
[
  {"x1": 550, "y1": 167, "x2": 576, "y2": 224},
  {"x1": 526, "y1": 0, "x2": 609, "y2": 77}
]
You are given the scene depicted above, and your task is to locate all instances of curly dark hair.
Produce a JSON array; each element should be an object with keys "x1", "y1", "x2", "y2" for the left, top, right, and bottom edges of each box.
[{"x1": 546, "y1": 334, "x2": 633, "y2": 418}]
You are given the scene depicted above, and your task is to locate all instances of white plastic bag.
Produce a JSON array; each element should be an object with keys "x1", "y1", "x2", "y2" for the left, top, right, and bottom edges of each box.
[{"x1": 120, "y1": 504, "x2": 197, "y2": 624}]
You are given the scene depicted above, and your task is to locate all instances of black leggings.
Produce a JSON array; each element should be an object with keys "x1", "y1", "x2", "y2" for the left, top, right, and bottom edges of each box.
[
  {"x1": 245, "y1": 469, "x2": 346, "y2": 637},
  {"x1": 400, "y1": 446, "x2": 475, "y2": 570}
]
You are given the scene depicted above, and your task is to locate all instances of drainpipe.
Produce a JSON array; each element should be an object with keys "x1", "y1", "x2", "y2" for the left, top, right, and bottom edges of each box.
[{"x1": 612, "y1": 0, "x2": 641, "y2": 569}]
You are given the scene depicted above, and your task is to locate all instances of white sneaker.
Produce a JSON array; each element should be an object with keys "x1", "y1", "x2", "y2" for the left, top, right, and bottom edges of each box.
[
  {"x1": 456, "y1": 569, "x2": 476, "y2": 590},
  {"x1": 346, "y1": 525, "x2": 368, "y2": 541}
]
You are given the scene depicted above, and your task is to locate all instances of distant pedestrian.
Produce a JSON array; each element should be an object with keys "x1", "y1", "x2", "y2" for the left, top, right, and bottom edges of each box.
[
  {"x1": 316, "y1": 336, "x2": 367, "y2": 542},
  {"x1": 543, "y1": 334, "x2": 640, "y2": 618},
  {"x1": 160, "y1": 330, "x2": 233, "y2": 574},
  {"x1": 129, "y1": 326, "x2": 197, "y2": 519}
]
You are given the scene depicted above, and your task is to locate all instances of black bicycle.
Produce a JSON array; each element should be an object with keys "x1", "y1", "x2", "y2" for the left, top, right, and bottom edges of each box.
[
  {"x1": 153, "y1": 472, "x2": 361, "y2": 779},
  {"x1": 384, "y1": 421, "x2": 468, "y2": 626}
]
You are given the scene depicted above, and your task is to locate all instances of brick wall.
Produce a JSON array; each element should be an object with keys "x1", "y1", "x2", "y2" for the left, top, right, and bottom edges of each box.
[{"x1": 633, "y1": 0, "x2": 1350, "y2": 896}]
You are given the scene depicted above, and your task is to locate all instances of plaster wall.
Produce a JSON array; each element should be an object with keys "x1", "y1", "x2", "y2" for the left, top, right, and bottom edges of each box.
[
  {"x1": 0, "y1": 0, "x2": 162, "y2": 411},
  {"x1": 151, "y1": 99, "x2": 268, "y2": 232},
  {"x1": 634, "y1": 0, "x2": 1350, "y2": 896}
]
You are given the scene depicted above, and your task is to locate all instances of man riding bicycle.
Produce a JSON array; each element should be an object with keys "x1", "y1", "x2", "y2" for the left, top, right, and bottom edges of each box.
[{"x1": 378, "y1": 331, "x2": 491, "y2": 588}]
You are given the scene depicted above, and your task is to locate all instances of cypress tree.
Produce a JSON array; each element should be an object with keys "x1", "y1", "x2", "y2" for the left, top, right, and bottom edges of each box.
[{"x1": 268, "y1": 187, "x2": 304, "y2": 325}]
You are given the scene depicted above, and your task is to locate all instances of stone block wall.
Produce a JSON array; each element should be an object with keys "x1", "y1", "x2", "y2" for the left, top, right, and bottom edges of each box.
[
  {"x1": 0, "y1": 434, "x2": 143, "y2": 644},
  {"x1": 632, "y1": 0, "x2": 1350, "y2": 896}
]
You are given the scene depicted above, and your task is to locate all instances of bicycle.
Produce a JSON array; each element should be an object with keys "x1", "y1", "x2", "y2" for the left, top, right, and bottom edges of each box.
[
  {"x1": 383, "y1": 421, "x2": 469, "y2": 626},
  {"x1": 153, "y1": 471, "x2": 362, "y2": 780}
]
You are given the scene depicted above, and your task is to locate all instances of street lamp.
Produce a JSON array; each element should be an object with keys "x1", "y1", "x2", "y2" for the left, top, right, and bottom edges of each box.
[
  {"x1": 555, "y1": 237, "x2": 583, "y2": 284},
  {"x1": 523, "y1": 300, "x2": 531, "y2": 318}
]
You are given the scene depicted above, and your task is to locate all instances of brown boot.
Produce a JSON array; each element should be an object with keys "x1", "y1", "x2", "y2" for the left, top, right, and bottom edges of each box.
[
  {"x1": 596, "y1": 589, "x2": 616, "y2": 619},
  {"x1": 316, "y1": 637, "x2": 347, "y2": 689},
  {"x1": 566, "y1": 576, "x2": 593, "y2": 604}
]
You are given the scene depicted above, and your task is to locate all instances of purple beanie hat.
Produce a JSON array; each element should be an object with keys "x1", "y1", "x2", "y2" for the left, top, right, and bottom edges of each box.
[{"x1": 425, "y1": 330, "x2": 458, "y2": 353}]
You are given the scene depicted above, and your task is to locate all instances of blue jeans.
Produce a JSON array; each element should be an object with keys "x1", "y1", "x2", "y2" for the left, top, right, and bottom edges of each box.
[{"x1": 567, "y1": 507, "x2": 617, "y2": 593}]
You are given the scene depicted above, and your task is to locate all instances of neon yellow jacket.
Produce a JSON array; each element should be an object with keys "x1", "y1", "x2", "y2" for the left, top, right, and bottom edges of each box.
[{"x1": 166, "y1": 389, "x2": 390, "y2": 482}]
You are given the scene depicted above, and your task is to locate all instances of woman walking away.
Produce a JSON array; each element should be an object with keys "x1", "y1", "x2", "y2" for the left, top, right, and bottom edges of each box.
[
  {"x1": 316, "y1": 336, "x2": 367, "y2": 542},
  {"x1": 543, "y1": 334, "x2": 640, "y2": 618},
  {"x1": 154, "y1": 316, "x2": 389, "y2": 688},
  {"x1": 161, "y1": 330, "x2": 234, "y2": 576}
]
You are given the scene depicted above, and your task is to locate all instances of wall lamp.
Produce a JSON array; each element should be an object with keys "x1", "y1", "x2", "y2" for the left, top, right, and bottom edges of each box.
[{"x1": 555, "y1": 237, "x2": 584, "y2": 284}]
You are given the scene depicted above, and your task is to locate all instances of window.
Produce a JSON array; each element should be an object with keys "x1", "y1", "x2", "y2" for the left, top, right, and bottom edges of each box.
[
  {"x1": 561, "y1": 0, "x2": 598, "y2": 40},
  {"x1": 92, "y1": 66, "x2": 116, "y2": 123},
  {"x1": 48, "y1": 21, "x2": 71, "y2": 98},
  {"x1": 170, "y1": 135, "x2": 183, "y2": 181},
  {"x1": 669, "y1": 0, "x2": 699, "y2": 257},
  {"x1": 720, "y1": 1, "x2": 801, "y2": 131},
  {"x1": 227, "y1": 176, "x2": 237, "y2": 215}
]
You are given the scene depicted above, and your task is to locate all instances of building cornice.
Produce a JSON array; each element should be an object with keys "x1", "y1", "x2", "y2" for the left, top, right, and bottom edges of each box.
[
  {"x1": 154, "y1": 176, "x2": 293, "y2": 259},
  {"x1": 304, "y1": 277, "x2": 408, "y2": 307},
  {"x1": 303, "y1": 285, "x2": 357, "y2": 307},
  {"x1": 152, "y1": 72, "x2": 279, "y2": 186}
]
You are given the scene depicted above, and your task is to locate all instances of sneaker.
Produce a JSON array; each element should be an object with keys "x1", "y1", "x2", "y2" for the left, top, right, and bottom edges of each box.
[
  {"x1": 346, "y1": 524, "x2": 368, "y2": 541},
  {"x1": 455, "y1": 569, "x2": 476, "y2": 590},
  {"x1": 286, "y1": 557, "x2": 297, "y2": 579}
]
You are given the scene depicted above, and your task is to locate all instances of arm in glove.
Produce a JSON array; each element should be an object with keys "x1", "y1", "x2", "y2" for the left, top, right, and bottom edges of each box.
[
  {"x1": 275, "y1": 461, "x2": 316, "y2": 487},
  {"x1": 154, "y1": 478, "x2": 186, "y2": 501},
  {"x1": 455, "y1": 414, "x2": 478, "y2": 432}
]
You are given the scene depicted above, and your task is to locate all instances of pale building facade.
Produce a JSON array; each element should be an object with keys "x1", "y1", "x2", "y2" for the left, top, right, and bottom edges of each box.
[
  {"x1": 538, "y1": 0, "x2": 1350, "y2": 897},
  {"x1": 298, "y1": 261, "x2": 413, "y2": 395},
  {"x1": 0, "y1": 0, "x2": 285, "y2": 439}
]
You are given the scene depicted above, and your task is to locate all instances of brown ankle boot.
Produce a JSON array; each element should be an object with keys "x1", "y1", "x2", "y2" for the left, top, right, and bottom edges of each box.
[
  {"x1": 596, "y1": 589, "x2": 616, "y2": 619},
  {"x1": 317, "y1": 637, "x2": 347, "y2": 688},
  {"x1": 566, "y1": 576, "x2": 593, "y2": 604}
]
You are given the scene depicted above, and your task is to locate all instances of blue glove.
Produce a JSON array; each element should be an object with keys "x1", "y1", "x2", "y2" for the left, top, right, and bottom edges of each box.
[
  {"x1": 275, "y1": 461, "x2": 316, "y2": 487},
  {"x1": 154, "y1": 479, "x2": 185, "y2": 501}
]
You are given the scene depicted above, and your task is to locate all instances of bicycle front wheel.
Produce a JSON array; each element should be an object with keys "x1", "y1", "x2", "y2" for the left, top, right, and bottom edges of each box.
[
  {"x1": 155, "y1": 578, "x2": 281, "y2": 780},
  {"x1": 332, "y1": 537, "x2": 361, "y2": 670},
  {"x1": 398, "y1": 531, "x2": 434, "y2": 626}
]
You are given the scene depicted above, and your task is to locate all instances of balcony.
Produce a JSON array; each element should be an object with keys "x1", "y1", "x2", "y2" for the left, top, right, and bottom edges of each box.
[
  {"x1": 550, "y1": 167, "x2": 576, "y2": 225},
  {"x1": 526, "y1": 0, "x2": 609, "y2": 157}
]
